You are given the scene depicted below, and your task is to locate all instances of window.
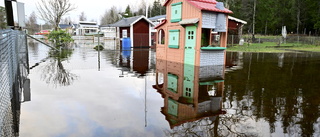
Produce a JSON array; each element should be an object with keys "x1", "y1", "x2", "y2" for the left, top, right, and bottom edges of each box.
[
  {"x1": 201, "y1": 28, "x2": 210, "y2": 47},
  {"x1": 169, "y1": 29, "x2": 180, "y2": 48},
  {"x1": 171, "y1": 2, "x2": 182, "y2": 22},
  {"x1": 167, "y1": 73, "x2": 178, "y2": 93},
  {"x1": 158, "y1": 29, "x2": 165, "y2": 44}
]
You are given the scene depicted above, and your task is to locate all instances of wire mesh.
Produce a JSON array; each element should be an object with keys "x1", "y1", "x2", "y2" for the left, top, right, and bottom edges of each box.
[{"x1": 0, "y1": 29, "x2": 29, "y2": 137}]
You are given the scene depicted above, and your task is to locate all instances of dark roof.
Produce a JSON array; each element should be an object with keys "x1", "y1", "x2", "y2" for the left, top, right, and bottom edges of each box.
[
  {"x1": 58, "y1": 24, "x2": 73, "y2": 29},
  {"x1": 148, "y1": 15, "x2": 166, "y2": 21},
  {"x1": 109, "y1": 15, "x2": 154, "y2": 27}
]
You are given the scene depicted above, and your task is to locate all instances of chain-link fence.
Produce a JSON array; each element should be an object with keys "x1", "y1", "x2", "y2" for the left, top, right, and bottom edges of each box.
[
  {"x1": 0, "y1": 29, "x2": 29, "y2": 137},
  {"x1": 227, "y1": 35, "x2": 320, "y2": 47}
]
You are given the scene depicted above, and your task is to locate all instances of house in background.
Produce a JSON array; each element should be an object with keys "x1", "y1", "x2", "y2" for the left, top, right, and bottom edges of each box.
[
  {"x1": 110, "y1": 15, "x2": 154, "y2": 48},
  {"x1": 99, "y1": 25, "x2": 117, "y2": 39},
  {"x1": 76, "y1": 21, "x2": 99, "y2": 36},
  {"x1": 58, "y1": 24, "x2": 74, "y2": 34},
  {"x1": 227, "y1": 16, "x2": 247, "y2": 45}
]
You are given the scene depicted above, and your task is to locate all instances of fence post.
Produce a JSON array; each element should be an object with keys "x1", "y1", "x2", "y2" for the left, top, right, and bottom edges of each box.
[{"x1": 231, "y1": 35, "x2": 234, "y2": 47}]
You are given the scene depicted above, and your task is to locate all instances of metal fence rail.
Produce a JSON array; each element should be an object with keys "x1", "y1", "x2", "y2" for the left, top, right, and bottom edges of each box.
[{"x1": 0, "y1": 29, "x2": 29, "y2": 137}]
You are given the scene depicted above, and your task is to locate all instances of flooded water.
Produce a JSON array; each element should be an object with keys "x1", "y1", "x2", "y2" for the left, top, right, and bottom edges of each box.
[{"x1": 8, "y1": 40, "x2": 320, "y2": 136}]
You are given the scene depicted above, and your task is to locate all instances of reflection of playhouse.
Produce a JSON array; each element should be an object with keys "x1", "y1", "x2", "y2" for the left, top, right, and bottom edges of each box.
[
  {"x1": 110, "y1": 16, "x2": 154, "y2": 48},
  {"x1": 153, "y1": 59, "x2": 225, "y2": 129}
]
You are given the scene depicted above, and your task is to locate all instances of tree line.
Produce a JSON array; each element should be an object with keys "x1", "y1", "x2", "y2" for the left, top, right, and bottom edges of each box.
[
  {"x1": 220, "y1": 0, "x2": 320, "y2": 36},
  {"x1": 100, "y1": 0, "x2": 165, "y2": 25},
  {"x1": 8, "y1": 0, "x2": 320, "y2": 36},
  {"x1": 0, "y1": 0, "x2": 165, "y2": 33}
]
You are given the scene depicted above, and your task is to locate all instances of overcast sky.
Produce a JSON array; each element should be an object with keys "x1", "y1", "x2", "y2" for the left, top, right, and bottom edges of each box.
[{"x1": 0, "y1": 0, "x2": 163, "y2": 24}]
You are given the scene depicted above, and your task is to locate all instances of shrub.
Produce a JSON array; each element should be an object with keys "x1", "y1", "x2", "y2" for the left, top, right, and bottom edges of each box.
[{"x1": 47, "y1": 30, "x2": 74, "y2": 47}]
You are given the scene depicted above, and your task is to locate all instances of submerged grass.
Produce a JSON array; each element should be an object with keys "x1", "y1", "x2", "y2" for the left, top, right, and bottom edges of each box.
[{"x1": 227, "y1": 42, "x2": 320, "y2": 53}]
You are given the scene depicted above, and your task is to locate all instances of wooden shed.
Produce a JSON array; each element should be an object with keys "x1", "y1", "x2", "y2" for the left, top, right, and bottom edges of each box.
[{"x1": 110, "y1": 15, "x2": 154, "y2": 48}]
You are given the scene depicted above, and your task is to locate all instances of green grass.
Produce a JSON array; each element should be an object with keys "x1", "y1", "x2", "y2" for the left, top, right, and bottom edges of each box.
[
  {"x1": 227, "y1": 42, "x2": 320, "y2": 53},
  {"x1": 290, "y1": 45, "x2": 320, "y2": 52}
]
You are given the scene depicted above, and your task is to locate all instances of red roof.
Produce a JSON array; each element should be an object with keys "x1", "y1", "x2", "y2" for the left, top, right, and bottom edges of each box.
[
  {"x1": 154, "y1": 19, "x2": 167, "y2": 29},
  {"x1": 164, "y1": 0, "x2": 232, "y2": 14}
]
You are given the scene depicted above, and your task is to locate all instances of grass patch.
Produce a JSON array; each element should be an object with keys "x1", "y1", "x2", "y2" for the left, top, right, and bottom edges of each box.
[
  {"x1": 290, "y1": 45, "x2": 320, "y2": 52},
  {"x1": 227, "y1": 42, "x2": 320, "y2": 52}
]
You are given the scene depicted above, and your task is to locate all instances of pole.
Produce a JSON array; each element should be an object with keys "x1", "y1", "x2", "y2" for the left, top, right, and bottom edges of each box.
[
  {"x1": 98, "y1": 31, "x2": 101, "y2": 71},
  {"x1": 145, "y1": 76, "x2": 147, "y2": 127},
  {"x1": 146, "y1": 0, "x2": 149, "y2": 18}
]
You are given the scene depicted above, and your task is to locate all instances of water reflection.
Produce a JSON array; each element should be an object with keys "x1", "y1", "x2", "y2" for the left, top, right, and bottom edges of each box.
[
  {"x1": 153, "y1": 58, "x2": 226, "y2": 136},
  {"x1": 154, "y1": 52, "x2": 320, "y2": 136},
  {"x1": 40, "y1": 49, "x2": 77, "y2": 87},
  {"x1": 117, "y1": 48, "x2": 154, "y2": 78},
  {"x1": 224, "y1": 52, "x2": 320, "y2": 136},
  {"x1": 19, "y1": 41, "x2": 320, "y2": 136}
]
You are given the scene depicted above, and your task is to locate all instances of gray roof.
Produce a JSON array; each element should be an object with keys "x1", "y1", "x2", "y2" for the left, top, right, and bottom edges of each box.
[
  {"x1": 58, "y1": 24, "x2": 73, "y2": 29},
  {"x1": 148, "y1": 15, "x2": 166, "y2": 21},
  {"x1": 179, "y1": 18, "x2": 199, "y2": 25},
  {"x1": 110, "y1": 15, "x2": 153, "y2": 27}
]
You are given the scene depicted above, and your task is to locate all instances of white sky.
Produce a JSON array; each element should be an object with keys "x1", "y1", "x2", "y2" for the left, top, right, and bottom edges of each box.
[{"x1": 0, "y1": 0, "x2": 162, "y2": 24}]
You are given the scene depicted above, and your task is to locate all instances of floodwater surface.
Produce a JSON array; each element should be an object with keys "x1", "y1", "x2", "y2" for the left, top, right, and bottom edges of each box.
[{"x1": 6, "y1": 40, "x2": 320, "y2": 136}]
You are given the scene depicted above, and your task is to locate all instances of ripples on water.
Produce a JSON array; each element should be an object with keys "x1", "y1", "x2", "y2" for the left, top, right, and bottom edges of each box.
[{"x1": 1, "y1": 40, "x2": 319, "y2": 137}]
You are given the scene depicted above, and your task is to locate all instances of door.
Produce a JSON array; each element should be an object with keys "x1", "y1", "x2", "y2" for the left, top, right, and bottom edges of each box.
[
  {"x1": 184, "y1": 26, "x2": 197, "y2": 65},
  {"x1": 183, "y1": 26, "x2": 197, "y2": 99}
]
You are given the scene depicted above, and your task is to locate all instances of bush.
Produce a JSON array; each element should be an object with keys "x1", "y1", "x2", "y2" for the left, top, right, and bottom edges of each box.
[
  {"x1": 47, "y1": 30, "x2": 74, "y2": 47},
  {"x1": 94, "y1": 45, "x2": 104, "y2": 51}
]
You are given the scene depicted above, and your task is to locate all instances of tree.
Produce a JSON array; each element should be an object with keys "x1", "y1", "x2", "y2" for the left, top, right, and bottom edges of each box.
[
  {"x1": 135, "y1": 1, "x2": 147, "y2": 16},
  {"x1": 150, "y1": 0, "x2": 166, "y2": 17},
  {"x1": 0, "y1": 6, "x2": 6, "y2": 29},
  {"x1": 26, "y1": 11, "x2": 39, "y2": 34},
  {"x1": 79, "y1": 11, "x2": 87, "y2": 21},
  {"x1": 36, "y1": 0, "x2": 76, "y2": 30},
  {"x1": 100, "y1": 6, "x2": 120, "y2": 25},
  {"x1": 123, "y1": 5, "x2": 133, "y2": 18},
  {"x1": 61, "y1": 16, "x2": 72, "y2": 24}
]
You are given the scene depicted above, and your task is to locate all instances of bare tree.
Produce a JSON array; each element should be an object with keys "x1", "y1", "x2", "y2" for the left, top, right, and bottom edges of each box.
[
  {"x1": 36, "y1": 0, "x2": 76, "y2": 30},
  {"x1": 100, "y1": 6, "x2": 120, "y2": 25},
  {"x1": 79, "y1": 11, "x2": 87, "y2": 21},
  {"x1": 26, "y1": 11, "x2": 39, "y2": 34},
  {"x1": 61, "y1": 16, "x2": 72, "y2": 24}
]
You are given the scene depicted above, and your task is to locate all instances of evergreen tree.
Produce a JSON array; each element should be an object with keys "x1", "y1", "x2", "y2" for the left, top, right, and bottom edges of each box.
[{"x1": 123, "y1": 5, "x2": 133, "y2": 18}]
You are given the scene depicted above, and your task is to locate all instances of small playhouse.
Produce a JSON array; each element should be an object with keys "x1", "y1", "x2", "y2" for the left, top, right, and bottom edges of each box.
[{"x1": 155, "y1": 0, "x2": 232, "y2": 65}]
